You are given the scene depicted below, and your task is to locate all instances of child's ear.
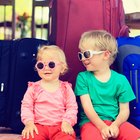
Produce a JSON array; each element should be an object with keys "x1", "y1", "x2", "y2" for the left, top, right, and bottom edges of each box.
[
  {"x1": 60, "y1": 68, "x2": 65, "y2": 74},
  {"x1": 104, "y1": 50, "x2": 111, "y2": 59},
  {"x1": 60, "y1": 64, "x2": 66, "y2": 75}
]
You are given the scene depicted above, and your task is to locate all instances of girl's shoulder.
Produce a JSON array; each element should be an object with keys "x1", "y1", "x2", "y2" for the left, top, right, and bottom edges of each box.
[
  {"x1": 27, "y1": 81, "x2": 42, "y2": 94},
  {"x1": 28, "y1": 81, "x2": 41, "y2": 87},
  {"x1": 60, "y1": 81, "x2": 72, "y2": 89}
]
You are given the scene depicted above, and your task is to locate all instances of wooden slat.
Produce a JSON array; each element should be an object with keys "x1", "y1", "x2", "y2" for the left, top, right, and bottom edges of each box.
[
  {"x1": 0, "y1": 0, "x2": 13, "y2": 5},
  {"x1": 33, "y1": 0, "x2": 50, "y2": 6},
  {"x1": 125, "y1": 12, "x2": 140, "y2": 29},
  {"x1": 31, "y1": 0, "x2": 51, "y2": 38},
  {"x1": 0, "y1": 0, "x2": 16, "y2": 39}
]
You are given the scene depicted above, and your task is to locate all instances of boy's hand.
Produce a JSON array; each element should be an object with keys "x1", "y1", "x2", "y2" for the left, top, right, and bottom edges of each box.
[
  {"x1": 22, "y1": 121, "x2": 38, "y2": 139},
  {"x1": 100, "y1": 125, "x2": 112, "y2": 140},
  {"x1": 108, "y1": 123, "x2": 119, "y2": 138},
  {"x1": 61, "y1": 121, "x2": 74, "y2": 135}
]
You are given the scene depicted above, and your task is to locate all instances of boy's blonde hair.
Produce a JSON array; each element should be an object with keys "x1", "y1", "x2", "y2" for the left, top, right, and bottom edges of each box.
[
  {"x1": 79, "y1": 30, "x2": 118, "y2": 65},
  {"x1": 37, "y1": 45, "x2": 68, "y2": 75}
]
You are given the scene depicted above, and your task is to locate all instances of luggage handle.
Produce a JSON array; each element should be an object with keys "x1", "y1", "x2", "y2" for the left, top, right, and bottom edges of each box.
[
  {"x1": 0, "y1": 83, "x2": 4, "y2": 92},
  {"x1": 135, "y1": 36, "x2": 140, "y2": 38}
]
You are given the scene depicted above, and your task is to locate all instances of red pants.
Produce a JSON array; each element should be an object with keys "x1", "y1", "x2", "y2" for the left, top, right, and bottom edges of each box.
[
  {"x1": 22, "y1": 124, "x2": 76, "y2": 140},
  {"x1": 81, "y1": 121, "x2": 140, "y2": 140}
]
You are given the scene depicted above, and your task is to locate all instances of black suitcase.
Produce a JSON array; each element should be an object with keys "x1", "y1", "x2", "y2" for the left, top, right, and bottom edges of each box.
[
  {"x1": 0, "y1": 40, "x2": 14, "y2": 127},
  {"x1": 0, "y1": 38, "x2": 49, "y2": 133}
]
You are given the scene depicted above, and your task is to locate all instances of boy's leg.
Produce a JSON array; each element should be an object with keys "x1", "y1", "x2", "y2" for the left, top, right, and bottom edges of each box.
[
  {"x1": 22, "y1": 124, "x2": 49, "y2": 140},
  {"x1": 117, "y1": 122, "x2": 140, "y2": 140},
  {"x1": 80, "y1": 122, "x2": 103, "y2": 140}
]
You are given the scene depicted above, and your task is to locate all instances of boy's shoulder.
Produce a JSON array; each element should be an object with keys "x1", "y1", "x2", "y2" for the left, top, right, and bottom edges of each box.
[
  {"x1": 111, "y1": 70, "x2": 127, "y2": 81},
  {"x1": 78, "y1": 71, "x2": 92, "y2": 77}
]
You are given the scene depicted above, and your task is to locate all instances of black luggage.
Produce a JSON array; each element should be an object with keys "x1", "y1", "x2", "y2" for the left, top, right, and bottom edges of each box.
[
  {"x1": 0, "y1": 40, "x2": 14, "y2": 127},
  {"x1": 0, "y1": 38, "x2": 49, "y2": 133}
]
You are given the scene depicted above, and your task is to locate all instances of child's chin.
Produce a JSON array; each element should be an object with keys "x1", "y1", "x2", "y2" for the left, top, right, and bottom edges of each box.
[{"x1": 86, "y1": 68, "x2": 93, "y2": 71}]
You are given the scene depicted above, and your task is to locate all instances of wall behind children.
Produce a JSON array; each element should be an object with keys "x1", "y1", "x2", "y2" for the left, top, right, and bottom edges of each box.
[
  {"x1": 0, "y1": 0, "x2": 140, "y2": 38},
  {"x1": 0, "y1": 0, "x2": 49, "y2": 39}
]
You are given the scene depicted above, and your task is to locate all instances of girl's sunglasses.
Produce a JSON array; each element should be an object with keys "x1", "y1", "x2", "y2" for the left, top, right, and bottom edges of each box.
[
  {"x1": 78, "y1": 50, "x2": 105, "y2": 61},
  {"x1": 35, "y1": 61, "x2": 60, "y2": 71}
]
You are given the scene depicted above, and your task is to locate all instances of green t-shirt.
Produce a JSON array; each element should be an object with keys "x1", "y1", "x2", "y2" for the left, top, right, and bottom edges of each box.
[{"x1": 74, "y1": 70, "x2": 135, "y2": 127}]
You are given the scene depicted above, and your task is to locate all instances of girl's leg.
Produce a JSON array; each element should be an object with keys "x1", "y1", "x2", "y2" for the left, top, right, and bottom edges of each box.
[
  {"x1": 53, "y1": 132, "x2": 76, "y2": 140},
  {"x1": 80, "y1": 122, "x2": 103, "y2": 140},
  {"x1": 117, "y1": 122, "x2": 140, "y2": 140},
  {"x1": 49, "y1": 124, "x2": 76, "y2": 140},
  {"x1": 22, "y1": 124, "x2": 49, "y2": 140}
]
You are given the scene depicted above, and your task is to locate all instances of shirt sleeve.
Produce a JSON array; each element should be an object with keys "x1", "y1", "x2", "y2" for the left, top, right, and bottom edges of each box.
[
  {"x1": 21, "y1": 82, "x2": 35, "y2": 125},
  {"x1": 62, "y1": 82, "x2": 78, "y2": 126},
  {"x1": 74, "y1": 72, "x2": 89, "y2": 96},
  {"x1": 117, "y1": 75, "x2": 136, "y2": 103}
]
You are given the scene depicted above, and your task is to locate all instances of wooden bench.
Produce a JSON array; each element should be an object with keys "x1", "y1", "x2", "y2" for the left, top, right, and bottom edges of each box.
[{"x1": 0, "y1": 134, "x2": 21, "y2": 140}]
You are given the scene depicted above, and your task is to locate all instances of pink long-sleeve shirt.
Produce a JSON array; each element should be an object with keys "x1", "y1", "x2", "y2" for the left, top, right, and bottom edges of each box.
[{"x1": 21, "y1": 81, "x2": 78, "y2": 126}]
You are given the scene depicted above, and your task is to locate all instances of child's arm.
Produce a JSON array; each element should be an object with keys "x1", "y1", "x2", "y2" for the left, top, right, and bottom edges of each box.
[
  {"x1": 109, "y1": 102, "x2": 129, "y2": 138},
  {"x1": 61, "y1": 82, "x2": 78, "y2": 134},
  {"x1": 21, "y1": 82, "x2": 37, "y2": 138},
  {"x1": 61, "y1": 121, "x2": 75, "y2": 135},
  {"x1": 21, "y1": 84, "x2": 35, "y2": 125},
  {"x1": 22, "y1": 120, "x2": 38, "y2": 139},
  {"x1": 80, "y1": 94, "x2": 112, "y2": 139}
]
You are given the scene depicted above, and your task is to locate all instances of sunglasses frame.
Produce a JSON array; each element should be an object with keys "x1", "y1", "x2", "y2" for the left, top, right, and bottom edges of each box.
[
  {"x1": 35, "y1": 61, "x2": 58, "y2": 71},
  {"x1": 78, "y1": 50, "x2": 105, "y2": 61}
]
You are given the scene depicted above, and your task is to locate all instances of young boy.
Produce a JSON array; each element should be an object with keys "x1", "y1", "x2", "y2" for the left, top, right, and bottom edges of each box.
[{"x1": 75, "y1": 30, "x2": 140, "y2": 140}]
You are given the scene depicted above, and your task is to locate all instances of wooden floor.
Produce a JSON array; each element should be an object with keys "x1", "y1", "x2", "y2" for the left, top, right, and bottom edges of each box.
[
  {"x1": 0, "y1": 127, "x2": 21, "y2": 140},
  {"x1": 0, "y1": 134, "x2": 21, "y2": 140}
]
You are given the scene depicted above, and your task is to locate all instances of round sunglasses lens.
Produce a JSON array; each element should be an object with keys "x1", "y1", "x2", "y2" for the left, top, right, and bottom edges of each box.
[
  {"x1": 48, "y1": 61, "x2": 55, "y2": 68},
  {"x1": 36, "y1": 62, "x2": 44, "y2": 69},
  {"x1": 84, "y1": 51, "x2": 91, "y2": 58},
  {"x1": 78, "y1": 53, "x2": 82, "y2": 60}
]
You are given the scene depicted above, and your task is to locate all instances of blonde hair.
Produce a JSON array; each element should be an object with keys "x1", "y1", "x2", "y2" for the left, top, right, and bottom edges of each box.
[
  {"x1": 79, "y1": 30, "x2": 118, "y2": 65},
  {"x1": 37, "y1": 45, "x2": 68, "y2": 75}
]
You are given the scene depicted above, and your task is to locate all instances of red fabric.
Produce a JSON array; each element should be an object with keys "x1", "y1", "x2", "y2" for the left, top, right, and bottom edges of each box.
[
  {"x1": 22, "y1": 123, "x2": 76, "y2": 140},
  {"x1": 49, "y1": 0, "x2": 128, "y2": 87},
  {"x1": 81, "y1": 121, "x2": 140, "y2": 140}
]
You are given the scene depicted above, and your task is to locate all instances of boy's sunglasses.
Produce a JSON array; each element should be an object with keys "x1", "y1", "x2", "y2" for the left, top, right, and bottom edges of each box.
[
  {"x1": 78, "y1": 50, "x2": 105, "y2": 61},
  {"x1": 35, "y1": 61, "x2": 59, "y2": 70}
]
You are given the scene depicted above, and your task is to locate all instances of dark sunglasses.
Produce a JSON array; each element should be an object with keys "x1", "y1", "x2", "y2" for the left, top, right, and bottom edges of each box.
[
  {"x1": 78, "y1": 50, "x2": 105, "y2": 61},
  {"x1": 35, "y1": 61, "x2": 59, "y2": 70}
]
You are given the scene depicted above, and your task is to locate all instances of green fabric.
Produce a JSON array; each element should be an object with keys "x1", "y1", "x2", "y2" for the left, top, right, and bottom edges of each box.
[{"x1": 74, "y1": 70, "x2": 136, "y2": 127}]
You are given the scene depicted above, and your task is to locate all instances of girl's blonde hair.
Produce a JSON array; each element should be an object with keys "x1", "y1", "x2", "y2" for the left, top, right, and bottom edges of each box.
[
  {"x1": 79, "y1": 30, "x2": 118, "y2": 65},
  {"x1": 37, "y1": 45, "x2": 68, "y2": 75}
]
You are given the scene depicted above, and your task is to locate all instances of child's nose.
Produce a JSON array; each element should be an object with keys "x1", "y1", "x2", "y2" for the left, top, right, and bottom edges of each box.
[
  {"x1": 81, "y1": 57, "x2": 87, "y2": 61},
  {"x1": 44, "y1": 64, "x2": 50, "y2": 69}
]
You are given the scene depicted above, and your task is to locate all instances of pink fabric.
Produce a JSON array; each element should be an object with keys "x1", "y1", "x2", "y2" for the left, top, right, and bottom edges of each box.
[{"x1": 21, "y1": 81, "x2": 78, "y2": 126}]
